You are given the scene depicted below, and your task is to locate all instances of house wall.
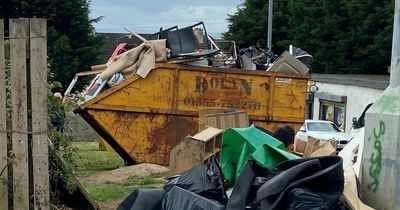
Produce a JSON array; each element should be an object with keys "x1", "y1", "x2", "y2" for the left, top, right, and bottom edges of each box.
[
  {"x1": 65, "y1": 111, "x2": 97, "y2": 141},
  {"x1": 312, "y1": 82, "x2": 384, "y2": 133}
]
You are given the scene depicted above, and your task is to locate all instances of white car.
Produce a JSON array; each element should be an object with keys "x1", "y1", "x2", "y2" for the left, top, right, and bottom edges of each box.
[{"x1": 295, "y1": 120, "x2": 351, "y2": 151}]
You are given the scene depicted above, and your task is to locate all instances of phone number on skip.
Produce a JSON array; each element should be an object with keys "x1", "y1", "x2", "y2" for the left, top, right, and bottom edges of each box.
[{"x1": 183, "y1": 97, "x2": 261, "y2": 110}]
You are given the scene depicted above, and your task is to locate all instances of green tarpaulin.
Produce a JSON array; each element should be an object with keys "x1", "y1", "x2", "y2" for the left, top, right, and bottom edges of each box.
[{"x1": 220, "y1": 125, "x2": 299, "y2": 185}]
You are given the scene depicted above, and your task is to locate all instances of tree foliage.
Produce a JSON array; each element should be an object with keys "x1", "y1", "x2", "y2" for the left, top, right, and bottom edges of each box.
[
  {"x1": 0, "y1": 0, "x2": 104, "y2": 89},
  {"x1": 224, "y1": 0, "x2": 394, "y2": 74}
]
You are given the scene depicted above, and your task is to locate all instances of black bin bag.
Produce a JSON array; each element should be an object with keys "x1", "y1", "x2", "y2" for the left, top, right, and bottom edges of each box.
[
  {"x1": 164, "y1": 156, "x2": 227, "y2": 204},
  {"x1": 162, "y1": 186, "x2": 225, "y2": 210},
  {"x1": 117, "y1": 189, "x2": 166, "y2": 210}
]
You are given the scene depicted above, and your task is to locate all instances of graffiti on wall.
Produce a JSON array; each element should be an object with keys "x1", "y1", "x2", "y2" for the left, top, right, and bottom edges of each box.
[{"x1": 367, "y1": 120, "x2": 385, "y2": 193}]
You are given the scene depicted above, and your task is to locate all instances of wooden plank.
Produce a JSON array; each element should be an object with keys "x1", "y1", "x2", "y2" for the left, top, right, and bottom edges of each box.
[
  {"x1": 10, "y1": 18, "x2": 29, "y2": 210},
  {"x1": 0, "y1": 19, "x2": 8, "y2": 210},
  {"x1": 192, "y1": 127, "x2": 223, "y2": 141},
  {"x1": 30, "y1": 18, "x2": 49, "y2": 210},
  {"x1": 53, "y1": 152, "x2": 100, "y2": 209},
  {"x1": 343, "y1": 184, "x2": 375, "y2": 210}
]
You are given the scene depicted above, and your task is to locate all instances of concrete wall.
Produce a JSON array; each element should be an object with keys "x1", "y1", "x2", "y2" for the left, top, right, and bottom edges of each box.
[
  {"x1": 64, "y1": 111, "x2": 97, "y2": 141},
  {"x1": 312, "y1": 83, "x2": 384, "y2": 133}
]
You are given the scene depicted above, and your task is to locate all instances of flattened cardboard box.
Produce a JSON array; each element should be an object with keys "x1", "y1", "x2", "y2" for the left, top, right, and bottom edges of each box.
[
  {"x1": 198, "y1": 108, "x2": 226, "y2": 131},
  {"x1": 309, "y1": 142, "x2": 336, "y2": 157},
  {"x1": 294, "y1": 139, "x2": 307, "y2": 154},
  {"x1": 303, "y1": 136, "x2": 338, "y2": 157},
  {"x1": 205, "y1": 112, "x2": 249, "y2": 131}
]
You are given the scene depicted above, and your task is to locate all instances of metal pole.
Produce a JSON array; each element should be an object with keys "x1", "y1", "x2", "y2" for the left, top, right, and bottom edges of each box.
[
  {"x1": 390, "y1": 0, "x2": 400, "y2": 87},
  {"x1": 267, "y1": 0, "x2": 273, "y2": 64},
  {"x1": 123, "y1": 27, "x2": 148, "y2": 42}
]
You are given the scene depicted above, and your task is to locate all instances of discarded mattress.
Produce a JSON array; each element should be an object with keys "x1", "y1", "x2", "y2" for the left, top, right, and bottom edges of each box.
[{"x1": 220, "y1": 125, "x2": 299, "y2": 185}]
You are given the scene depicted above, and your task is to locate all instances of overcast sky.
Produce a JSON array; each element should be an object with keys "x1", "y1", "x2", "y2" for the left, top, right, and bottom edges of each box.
[{"x1": 89, "y1": 0, "x2": 242, "y2": 36}]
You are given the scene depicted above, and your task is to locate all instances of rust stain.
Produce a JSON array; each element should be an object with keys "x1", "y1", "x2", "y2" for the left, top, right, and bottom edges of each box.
[{"x1": 147, "y1": 116, "x2": 198, "y2": 165}]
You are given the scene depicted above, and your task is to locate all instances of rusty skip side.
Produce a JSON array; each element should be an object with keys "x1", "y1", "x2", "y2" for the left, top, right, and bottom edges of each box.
[
  {"x1": 76, "y1": 107, "x2": 137, "y2": 165},
  {"x1": 76, "y1": 63, "x2": 309, "y2": 165}
]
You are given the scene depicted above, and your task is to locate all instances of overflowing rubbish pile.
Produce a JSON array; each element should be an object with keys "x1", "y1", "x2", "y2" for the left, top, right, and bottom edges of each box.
[
  {"x1": 118, "y1": 147, "x2": 345, "y2": 210},
  {"x1": 115, "y1": 112, "x2": 374, "y2": 210},
  {"x1": 64, "y1": 21, "x2": 378, "y2": 209},
  {"x1": 64, "y1": 22, "x2": 312, "y2": 104}
]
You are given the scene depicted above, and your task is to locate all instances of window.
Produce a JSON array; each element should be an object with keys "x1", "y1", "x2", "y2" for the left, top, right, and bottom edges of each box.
[
  {"x1": 307, "y1": 122, "x2": 341, "y2": 132},
  {"x1": 299, "y1": 124, "x2": 306, "y2": 132},
  {"x1": 319, "y1": 101, "x2": 346, "y2": 130}
]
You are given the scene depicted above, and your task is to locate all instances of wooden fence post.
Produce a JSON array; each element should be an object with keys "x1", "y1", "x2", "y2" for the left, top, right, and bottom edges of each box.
[
  {"x1": 0, "y1": 19, "x2": 8, "y2": 210},
  {"x1": 10, "y1": 18, "x2": 30, "y2": 210},
  {"x1": 1, "y1": 17, "x2": 49, "y2": 210},
  {"x1": 30, "y1": 18, "x2": 49, "y2": 210}
]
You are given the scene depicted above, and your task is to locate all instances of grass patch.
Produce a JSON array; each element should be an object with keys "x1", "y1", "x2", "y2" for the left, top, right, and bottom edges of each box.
[
  {"x1": 73, "y1": 142, "x2": 168, "y2": 203},
  {"x1": 85, "y1": 173, "x2": 167, "y2": 202},
  {"x1": 125, "y1": 172, "x2": 168, "y2": 186},
  {"x1": 85, "y1": 184, "x2": 135, "y2": 202},
  {"x1": 73, "y1": 142, "x2": 125, "y2": 177}
]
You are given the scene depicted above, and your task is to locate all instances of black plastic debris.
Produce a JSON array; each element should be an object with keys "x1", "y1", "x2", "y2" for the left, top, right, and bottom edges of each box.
[
  {"x1": 289, "y1": 45, "x2": 313, "y2": 68},
  {"x1": 161, "y1": 186, "x2": 225, "y2": 210},
  {"x1": 279, "y1": 188, "x2": 325, "y2": 210},
  {"x1": 225, "y1": 161, "x2": 280, "y2": 210},
  {"x1": 117, "y1": 189, "x2": 166, "y2": 210},
  {"x1": 226, "y1": 156, "x2": 344, "y2": 210},
  {"x1": 118, "y1": 156, "x2": 343, "y2": 210},
  {"x1": 256, "y1": 156, "x2": 344, "y2": 210},
  {"x1": 164, "y1": 156, "x2": 227, "y2": 204}
]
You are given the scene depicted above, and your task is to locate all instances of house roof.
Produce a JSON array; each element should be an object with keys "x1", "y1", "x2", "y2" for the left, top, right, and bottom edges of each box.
[
  {"x1": 311, "y1": 73, "x2": 390, "y2": 90},
  {"x1": 96, "y1": 32, "x2": 151, "y2": 62}
]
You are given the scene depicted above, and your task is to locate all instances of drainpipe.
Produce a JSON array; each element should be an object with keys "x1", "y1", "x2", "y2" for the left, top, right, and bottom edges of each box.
[{"x1": 390, "y1": 0, "x2": 400, "y2": 87}]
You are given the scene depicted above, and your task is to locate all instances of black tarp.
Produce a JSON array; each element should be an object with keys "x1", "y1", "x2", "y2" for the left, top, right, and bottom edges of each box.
[
  {"x1": 119, "y1": 156, "x2": 344, "y2": 210},
  {"x1": 162, "y1": 186, "x2": 225, "y2": 210},
  {"x1": 117, "y1": 189, "x2": 166, "y2": 210},
  {"x1": 226, "y1": 156, "x2": 344, "y2": 210}
]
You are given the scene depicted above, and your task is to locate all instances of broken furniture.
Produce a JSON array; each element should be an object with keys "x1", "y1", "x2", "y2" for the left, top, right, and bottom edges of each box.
[
  {"x1": 64, "y1": 70, "x2": 107, "y2": 104},
  {"x1": 169, "y1": 127, "x2": 223, "y2": 175},
  {"x1": 150, "y1": 22, "x2": 220, "y2": 59},
  {"x1": 209, "y1": 39, "x2": 238, "y2": 68}
]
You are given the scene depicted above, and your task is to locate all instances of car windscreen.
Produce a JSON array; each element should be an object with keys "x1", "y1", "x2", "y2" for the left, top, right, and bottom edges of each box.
[{"x1": 307, "y1": 122, "x2": 341, "y2": 132}]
